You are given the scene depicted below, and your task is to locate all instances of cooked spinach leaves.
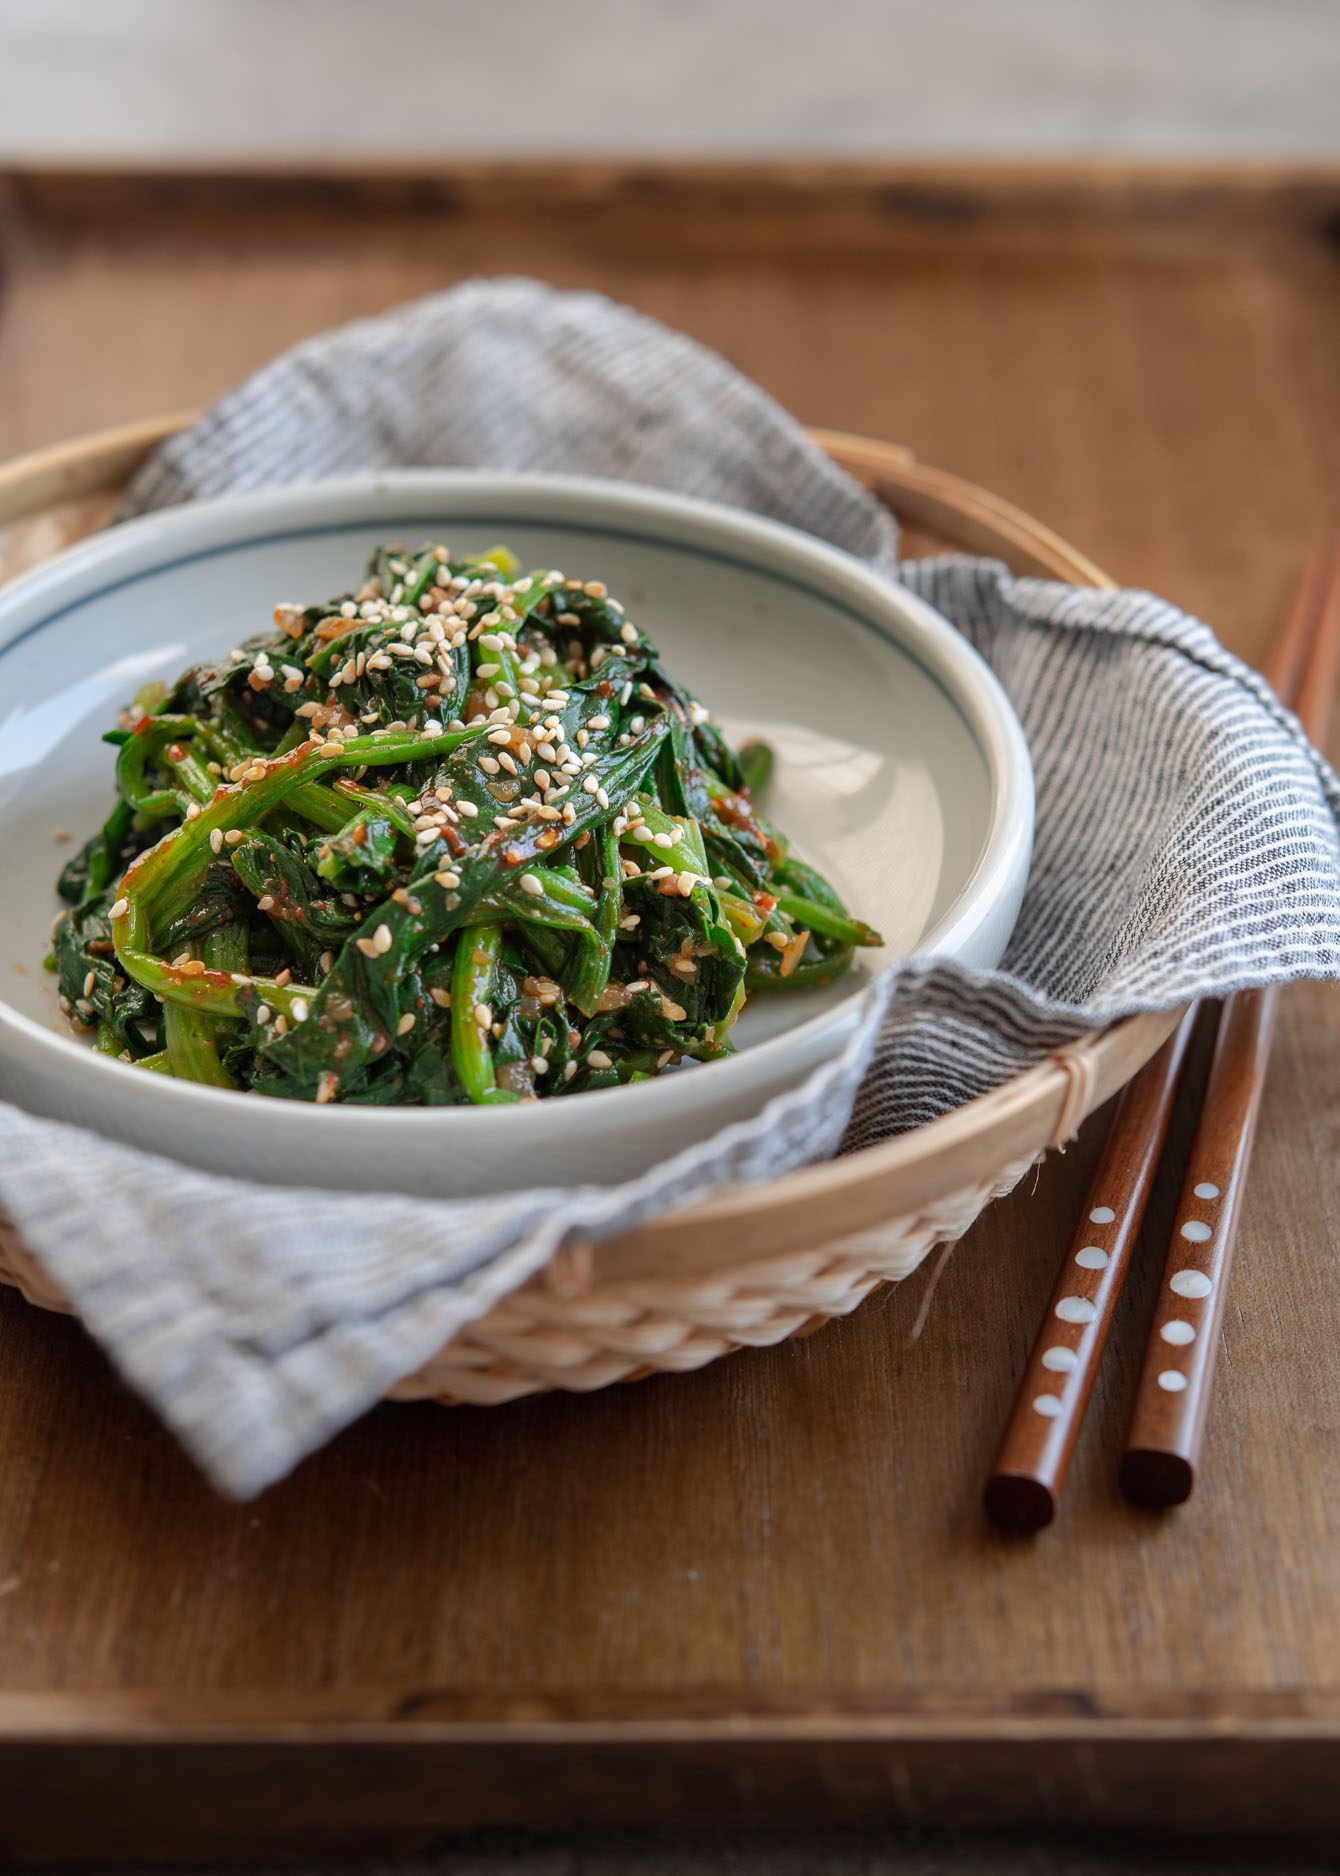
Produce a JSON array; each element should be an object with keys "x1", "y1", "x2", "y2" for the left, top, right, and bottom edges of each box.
[{"x1": 51, "y1": 545, "x2": 881, "y2": 1103}]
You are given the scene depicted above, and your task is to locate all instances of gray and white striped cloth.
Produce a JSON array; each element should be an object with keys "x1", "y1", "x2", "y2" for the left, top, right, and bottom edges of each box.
[{"x1": 1, "y1": 276, "x2": 1337, "y2": 1498}]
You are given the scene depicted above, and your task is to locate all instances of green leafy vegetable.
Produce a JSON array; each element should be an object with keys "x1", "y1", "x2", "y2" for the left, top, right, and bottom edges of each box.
[{"x1": 50, "y1": 544, "x2": 882, "y2": 1104}]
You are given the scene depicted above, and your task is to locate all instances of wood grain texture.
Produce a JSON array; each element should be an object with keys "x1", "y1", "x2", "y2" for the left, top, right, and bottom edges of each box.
[{"x1": 0, "y1": 163, "x2": 1339, "y2": 1854}]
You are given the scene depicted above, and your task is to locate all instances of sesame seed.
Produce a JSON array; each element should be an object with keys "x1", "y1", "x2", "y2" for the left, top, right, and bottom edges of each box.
[
  {"x1": 458, "y1": 801, "x2": 479, "y2": 818},
  {"x1": 620, "y1": 623, "x2": 637, "y2": 644},
  {"x1": 209, "y1": 828, "x2": 224, "y2": 855},
  {"x1": 588, "y1": 715, "x2": 610, "y2": 730},
  {"x1": 315, "y1": 1072, "x2": 339, "y2": 1104},
  {"x1": 676, "y1": 872, "x2": 697, "y2": 896},
  {"x1": 587, "y1": 1049, "x2": 613, "y2": 1069},
  {"x1": 108, "y1": 897, "x2": 129, "y2": 919},
  {"x1": 290, "y1": 998, "x2": 310, "y2": 1023},
  {"x1": 397, "y1": 1012, "x2": 417, "y2": 1036},
  {"x1": 434, "y1": 869, "x2": 462, "y2": 889},
  {"x1": 473, "y1": 1002, "x2": 492, "y2": 1028},
  {"x1": 561, "y1": 1060, "x2": 578, "y2": 1081},
  {"x1": 355, "y1": 937, "x2": 379, "y2": 959},
  {"x1": 531, "y1": 1055, "x2": 549, "y2": 1075},
  {"x1": 256, "y1": 1004, "x2": 273, "y2": 1024}
]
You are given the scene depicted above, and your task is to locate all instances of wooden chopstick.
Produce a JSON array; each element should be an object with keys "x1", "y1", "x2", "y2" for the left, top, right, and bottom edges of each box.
[
  {"x1": 984, "y1": 551, "x2": 1337, "y2": 1533},
  {"x1": 1121, "y1": 544, "x2": 1340, "y2": 1507},
  {"x1": 984, "y1": 1009, "x2": 1198, "y2": 1532}
]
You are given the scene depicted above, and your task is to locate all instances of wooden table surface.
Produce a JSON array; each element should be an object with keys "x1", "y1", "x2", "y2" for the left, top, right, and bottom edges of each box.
[{"x1": 0, "y1": 163, "x2": 1339, "y2": 1863}]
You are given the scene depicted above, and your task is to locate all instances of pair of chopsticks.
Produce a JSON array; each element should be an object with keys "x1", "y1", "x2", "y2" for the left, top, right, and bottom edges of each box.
[{"x1": 984, "y1": 546, "x2": 1340, "y2": 1533}]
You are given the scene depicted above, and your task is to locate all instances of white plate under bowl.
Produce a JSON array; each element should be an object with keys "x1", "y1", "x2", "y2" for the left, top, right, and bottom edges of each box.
[{"x1": 0, "y1": 472, "x2": 1033, "y2": 1197}]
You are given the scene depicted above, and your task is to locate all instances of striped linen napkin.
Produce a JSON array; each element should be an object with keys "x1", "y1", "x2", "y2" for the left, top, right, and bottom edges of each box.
[{"x1": 1, "y1": 276, "x2": 1337, "y2": 1498}]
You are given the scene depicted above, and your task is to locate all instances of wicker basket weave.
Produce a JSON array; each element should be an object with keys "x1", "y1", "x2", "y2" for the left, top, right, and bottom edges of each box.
[{"x1": 0, "y1": 418, "x2": 1181, "y2": 1406}]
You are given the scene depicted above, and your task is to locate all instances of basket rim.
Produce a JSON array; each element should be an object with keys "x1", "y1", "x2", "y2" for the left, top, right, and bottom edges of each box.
[{"x1": 0, "y1": 412, "x2": 1163, "y2": 1280}]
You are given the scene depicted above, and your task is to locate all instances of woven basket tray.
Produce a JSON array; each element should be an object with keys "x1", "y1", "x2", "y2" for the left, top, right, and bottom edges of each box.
[{"x1": 0, "y1": 418, "x2": 1180, "y2": 1406}]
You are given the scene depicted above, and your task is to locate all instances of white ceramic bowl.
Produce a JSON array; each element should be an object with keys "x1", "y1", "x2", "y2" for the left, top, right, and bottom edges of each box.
[{"x1": 0, "y1": 471, "x2": 1033, "y2": 1196}]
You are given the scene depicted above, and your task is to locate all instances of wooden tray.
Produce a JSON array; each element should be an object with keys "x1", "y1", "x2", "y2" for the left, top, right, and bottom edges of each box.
[
  {"x1": 0, "y1": 414, "x2": 1179, "y2": 1408},
  {"x1": 0, "y1": 162, "x2": 1338, "y2": 1862}
]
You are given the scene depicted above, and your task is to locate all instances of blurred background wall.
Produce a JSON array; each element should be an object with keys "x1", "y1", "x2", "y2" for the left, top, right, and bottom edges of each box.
[{"x1": 0, "y1": 0, "x2": 1336, "y2": 163}]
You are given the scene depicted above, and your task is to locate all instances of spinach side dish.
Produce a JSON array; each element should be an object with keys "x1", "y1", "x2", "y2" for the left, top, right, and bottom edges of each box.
[{"x1": 50, "y1": 543, "x2": 882, "y2": 1106}]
